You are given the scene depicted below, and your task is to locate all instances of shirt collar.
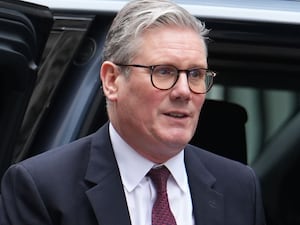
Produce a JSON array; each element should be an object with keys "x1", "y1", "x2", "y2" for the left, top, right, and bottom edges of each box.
[{"x1": 109, "y1": 123, "x2": 189, "y2": 193}]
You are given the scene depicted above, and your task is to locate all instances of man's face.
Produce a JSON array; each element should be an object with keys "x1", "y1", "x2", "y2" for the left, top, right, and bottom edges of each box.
[{"x1": 106, "y1": 26, "x2": 207, "y2": 163}]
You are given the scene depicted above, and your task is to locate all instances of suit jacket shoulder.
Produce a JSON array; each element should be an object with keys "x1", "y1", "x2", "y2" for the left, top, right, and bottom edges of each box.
[
  {"x1": 184, "y1": 144, "x2": 266, "y2": 225},
  {"x1": 0, "y1": 123, "x2": 131, "y2": 225}
]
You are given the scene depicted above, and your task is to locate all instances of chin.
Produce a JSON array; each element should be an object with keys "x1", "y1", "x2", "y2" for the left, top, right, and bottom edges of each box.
[{"x1": 164, "y1": 135, "x2": 190, "y2": 149}]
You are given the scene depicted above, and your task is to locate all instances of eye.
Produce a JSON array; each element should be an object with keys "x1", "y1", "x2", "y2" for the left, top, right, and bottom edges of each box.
[
  {"x1": 188, "y1": 68, "x2": 205, "y2": 79},
  {"x1": 154, "y1": 65, "x2": 177, "y2": 76}
]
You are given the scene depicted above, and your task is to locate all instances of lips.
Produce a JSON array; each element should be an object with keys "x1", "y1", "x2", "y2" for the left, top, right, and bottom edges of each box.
[{"x1": 165, "y1": 112, "x2": 189, "y2": 118}]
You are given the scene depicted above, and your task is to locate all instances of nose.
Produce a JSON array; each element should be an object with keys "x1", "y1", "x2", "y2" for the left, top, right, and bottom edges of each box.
[{"x1": 170, "y1": 72, "x2": 191, "y2": 101}]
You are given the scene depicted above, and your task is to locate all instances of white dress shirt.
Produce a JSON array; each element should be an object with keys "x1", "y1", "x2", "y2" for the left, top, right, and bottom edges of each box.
[{"x1": 109, "y1": 123, "x2": 195, "y2": 225}]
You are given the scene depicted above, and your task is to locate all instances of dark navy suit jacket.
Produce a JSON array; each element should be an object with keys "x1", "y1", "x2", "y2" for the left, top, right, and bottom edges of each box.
[{"x1": 0, "y1": 123, "x2": 266, "y2": 225}]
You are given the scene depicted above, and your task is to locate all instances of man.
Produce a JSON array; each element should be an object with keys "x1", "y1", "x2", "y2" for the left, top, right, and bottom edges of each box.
[{"x1": 0, "y1": 0, "x2": 266, "y2": 224}]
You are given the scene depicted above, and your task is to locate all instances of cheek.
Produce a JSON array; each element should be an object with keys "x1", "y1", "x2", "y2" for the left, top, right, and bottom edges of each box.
[
  {"x1": 122, "y1": 83, "x2": 158, "y2": 115},
  {"x1": 196, "y1": 94, "x2": 206, "y2": 109},
  {"x1": 136, "y1": 92, "x2": 162, "y2": 118},
  {"x1": 193, "y1": 96, "x2": 206, "y2": 121}
]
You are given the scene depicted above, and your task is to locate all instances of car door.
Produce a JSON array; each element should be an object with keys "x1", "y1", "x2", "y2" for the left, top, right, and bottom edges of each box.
[{"x1": 0, "y1": 0, "x2": 53, "y2": 179}]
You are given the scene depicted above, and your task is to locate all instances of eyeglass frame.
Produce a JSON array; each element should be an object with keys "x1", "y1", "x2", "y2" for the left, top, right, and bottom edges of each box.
[{"x1": 115, "y1": 63, "x2": 216, "y2": 94}]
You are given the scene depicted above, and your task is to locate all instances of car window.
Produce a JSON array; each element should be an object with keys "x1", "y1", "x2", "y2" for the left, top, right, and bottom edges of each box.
[{"x1": 207, "y1": 85, "x2": 300, "y2": 164}]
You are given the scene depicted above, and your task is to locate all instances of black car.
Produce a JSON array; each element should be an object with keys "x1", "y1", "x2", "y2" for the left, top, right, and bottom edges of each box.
[{"x1": 1, "y1": 0, "x2": 300, "y2": 224}]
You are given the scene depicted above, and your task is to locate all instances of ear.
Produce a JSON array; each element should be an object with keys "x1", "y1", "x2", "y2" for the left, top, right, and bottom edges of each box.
[{"x1": 100, "y1": 61, "x2": 120, "y2": 101}]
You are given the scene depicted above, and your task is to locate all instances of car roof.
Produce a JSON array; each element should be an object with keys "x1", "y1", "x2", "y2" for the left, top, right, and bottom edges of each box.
[{"x1": 23, "y1": 0, "x2": 300, "y2": 24}]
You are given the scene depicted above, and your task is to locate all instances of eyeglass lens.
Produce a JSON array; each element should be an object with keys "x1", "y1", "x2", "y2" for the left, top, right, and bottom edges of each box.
[{"x1": 151, "y1": 65, "x2": 214, "y2": 94}]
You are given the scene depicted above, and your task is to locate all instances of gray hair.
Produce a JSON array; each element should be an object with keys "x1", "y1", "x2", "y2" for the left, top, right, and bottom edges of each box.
[{"x1": 102, "y1": 0, "x2": 209, "y2": 65}]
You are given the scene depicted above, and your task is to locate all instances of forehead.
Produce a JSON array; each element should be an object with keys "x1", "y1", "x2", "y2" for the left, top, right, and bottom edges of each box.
[{"x1": 136, "y1": 26, "x2": 207, "y2": 66}]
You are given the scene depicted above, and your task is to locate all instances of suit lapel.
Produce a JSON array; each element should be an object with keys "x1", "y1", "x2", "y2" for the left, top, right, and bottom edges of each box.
[
  {"x1": 84, "y1": 124, "x2": 132, "y2": 225},
  {"x1": 185, "y1": 146, "x2": 224, "y2": 225},
  {"x1": 83, "y1": 124, "x2": 224, "y2": 225}
]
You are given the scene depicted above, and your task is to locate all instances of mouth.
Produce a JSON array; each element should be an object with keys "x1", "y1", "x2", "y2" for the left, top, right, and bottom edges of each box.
[{"x1": 164, "y1": 112, "x2": 189, "y2": 119}]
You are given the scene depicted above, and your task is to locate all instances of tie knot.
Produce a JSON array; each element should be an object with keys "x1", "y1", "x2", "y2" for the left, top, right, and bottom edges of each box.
[{"x1": 147, "y1": 166, "x2": 170, "y2": 193}]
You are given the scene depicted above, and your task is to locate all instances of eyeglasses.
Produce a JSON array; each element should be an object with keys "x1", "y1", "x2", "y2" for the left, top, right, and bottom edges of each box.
[{"x1": 115, "y1": 63, "x2": 216, "y2": 94}]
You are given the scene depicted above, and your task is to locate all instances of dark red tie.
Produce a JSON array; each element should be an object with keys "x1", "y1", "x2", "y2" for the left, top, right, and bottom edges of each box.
[{"x1": 148, "y1": 166, "x2": 177, "y2": 225}]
